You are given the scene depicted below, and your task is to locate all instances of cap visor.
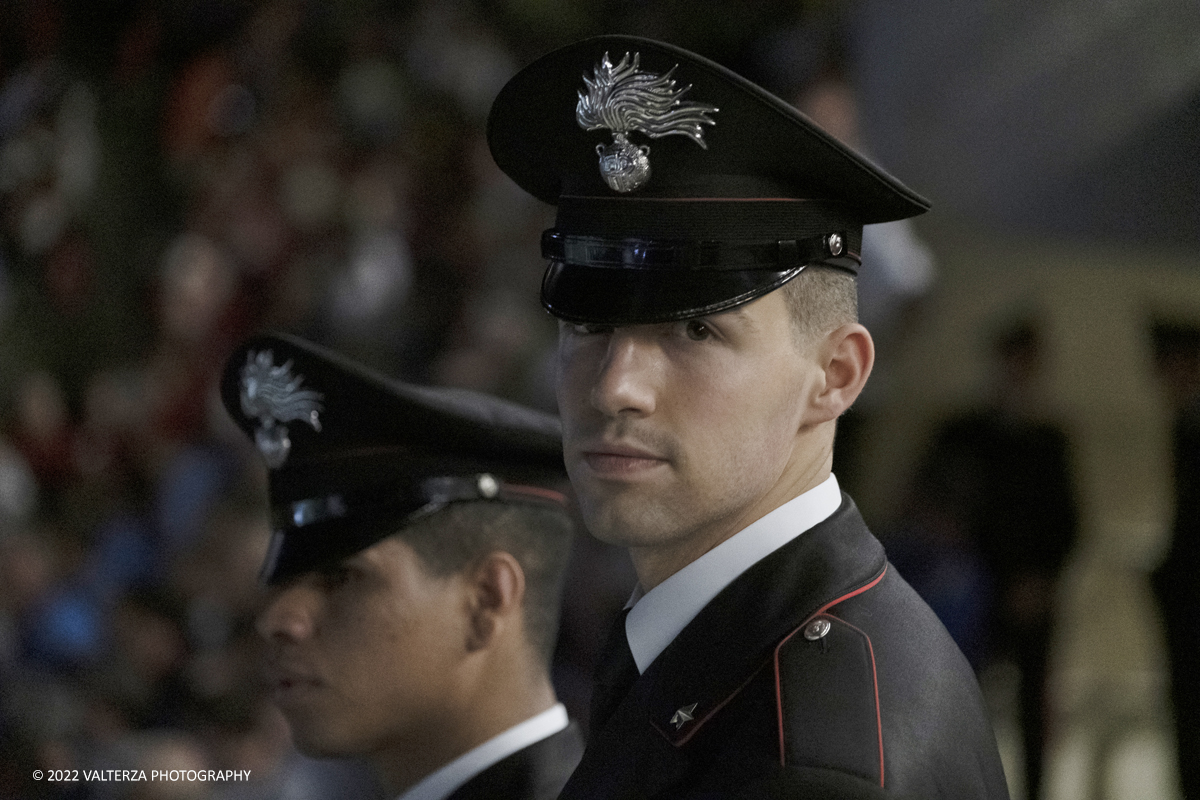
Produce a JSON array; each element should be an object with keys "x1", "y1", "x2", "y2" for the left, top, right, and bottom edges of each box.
[{"x1": 541, "y1": 261, "x2": 804, "y2": 325}]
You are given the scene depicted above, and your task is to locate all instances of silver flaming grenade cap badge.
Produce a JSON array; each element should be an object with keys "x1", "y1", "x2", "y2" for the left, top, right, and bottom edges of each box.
[
  {"x1": 576, "y1": 52, "x2": 718, "y2": 193},
  {"x1": 240, "y1": 350, "x2": 324, "y2": 469}
]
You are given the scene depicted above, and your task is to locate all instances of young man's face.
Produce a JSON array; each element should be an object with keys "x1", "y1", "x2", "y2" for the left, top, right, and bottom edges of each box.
[
  {"x1": 556, "y1": 289, "x2": 824, "y2": 581},
  {"x1": 256, "y1": 537, "x2": 468, "y2": 763}
]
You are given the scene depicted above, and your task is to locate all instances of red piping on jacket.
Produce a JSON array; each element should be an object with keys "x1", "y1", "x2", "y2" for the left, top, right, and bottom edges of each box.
[
  {"x1": 825, "y1": 613, "x2": 885, "y2": 788},
  {"x1": 773, "y1": 564, "x2": 888, "y2": 786},
  {"x1": 652, "y1": 657, "x2": 771, "y2": 746}
]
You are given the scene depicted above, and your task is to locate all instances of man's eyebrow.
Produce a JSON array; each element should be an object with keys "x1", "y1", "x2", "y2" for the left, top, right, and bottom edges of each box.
[{"x1": 714, "y1": 305, "x2": 757, "y2": 330}]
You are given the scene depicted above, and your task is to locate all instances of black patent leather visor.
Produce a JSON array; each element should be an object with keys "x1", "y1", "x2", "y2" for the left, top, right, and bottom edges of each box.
[{"x1": 541, "y1": 259, "x2": 805, "y2": 325}]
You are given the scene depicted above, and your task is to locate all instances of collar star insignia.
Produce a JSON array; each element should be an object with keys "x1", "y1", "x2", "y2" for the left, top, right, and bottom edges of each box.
[{"x1": 670, "y1": 702, "x2": 698, "y2": 730}]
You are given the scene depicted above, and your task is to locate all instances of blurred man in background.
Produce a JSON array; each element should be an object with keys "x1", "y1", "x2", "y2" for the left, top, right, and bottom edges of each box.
[
  {"x1": 903, "y1": 319, "x2": 1078, "y2": 800},
  {"x1": 220, "y1": 333, "x2": 583, "y2": 800},
  {"x1": 1150, "y1": 322, "x2": 1200, "y2": 800}
]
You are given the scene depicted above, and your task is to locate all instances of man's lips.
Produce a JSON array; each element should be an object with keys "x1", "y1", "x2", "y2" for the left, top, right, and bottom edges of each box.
[
  {"x1": 266, "y1": 665, "x2": 322, "y2": 698},
  {"x1": 579, "y1": 443, "x2": 669, "y2": 475}
]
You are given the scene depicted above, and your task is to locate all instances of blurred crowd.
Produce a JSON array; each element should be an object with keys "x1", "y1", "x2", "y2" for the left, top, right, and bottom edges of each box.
[{"x1": 0, "y1": 2, "x2": 841, "y2": 797}]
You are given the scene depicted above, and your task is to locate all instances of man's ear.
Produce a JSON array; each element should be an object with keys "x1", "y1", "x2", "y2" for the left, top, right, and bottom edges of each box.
[
  {"x1": 464, "y1": 551, "x2": 526, "y2": 652},
  {"x1": 809, "y1": 323, "x2": 874, "y2": 423}
]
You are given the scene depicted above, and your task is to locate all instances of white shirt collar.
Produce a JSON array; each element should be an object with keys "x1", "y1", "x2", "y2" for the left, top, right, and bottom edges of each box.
[
  {"x1": 394, "y1": 703, "x2": 569, "y2": 800},
  {"x1": 625, "y1": 474, "x2": 842, "y2": 674}
]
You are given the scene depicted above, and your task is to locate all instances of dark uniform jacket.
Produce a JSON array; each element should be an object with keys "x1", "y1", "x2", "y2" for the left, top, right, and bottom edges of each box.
[
  {"x1": 559, "y1": 496, "x2": 1010, "y2": 799},
  {"x1": 447, "y1": 723, "x2": 584, "y2": 800}
]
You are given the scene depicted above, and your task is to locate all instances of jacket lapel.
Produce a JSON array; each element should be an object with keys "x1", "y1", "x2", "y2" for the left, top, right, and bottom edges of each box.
[
  {"x1": 642, "y1": 495, "x2": 886, "y2": 746},
  {"x1": 562, "y1": 495, "x2": 887, "y2": 799},
  {"x1": 561, "y1": 674, "x2": 694, "y2": 800}
]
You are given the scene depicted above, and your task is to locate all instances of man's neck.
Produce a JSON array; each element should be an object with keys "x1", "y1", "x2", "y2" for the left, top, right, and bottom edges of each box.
[
  {"x1": 622, "y1": 473, "x2": 843, "y2": 674},
  {"x1": 631, "y1": 454, "x2": 832, "y2": 591},
  {"x1": 371, "y1": 673, "x2": 557, "y2": 796}
]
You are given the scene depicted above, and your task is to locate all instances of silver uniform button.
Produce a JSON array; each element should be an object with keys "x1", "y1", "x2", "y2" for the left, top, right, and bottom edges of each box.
[
  {"x1": 477, "y1": 473, "x2": 500, "y2": 498},
  {"x1": 826, "y1": 233, "x2": 844, "y2": 257},
  {"x1": 804, "y1": 618, "x2": 832, "y2": 641}
]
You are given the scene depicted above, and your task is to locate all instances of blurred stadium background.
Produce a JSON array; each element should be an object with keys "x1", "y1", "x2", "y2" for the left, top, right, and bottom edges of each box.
[{"x1": 1, "y1": 1, "x2": 1198, "y2": 798}]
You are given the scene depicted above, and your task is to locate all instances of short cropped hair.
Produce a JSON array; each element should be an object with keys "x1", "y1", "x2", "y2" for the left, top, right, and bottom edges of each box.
[
  {"x1": 779, "y1": 266, "x2": 858, "y2": 346},
  {"x1": 396, "y1": 502, "x2": 573, "y2": 666}
]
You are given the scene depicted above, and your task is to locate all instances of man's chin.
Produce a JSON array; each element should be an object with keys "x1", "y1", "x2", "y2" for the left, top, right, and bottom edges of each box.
[
  {"x1": 581, "y1": 501, "x2": 676, "y2": 549},
  {"x1": 284, "y1": 719, "x2": 359, "y2": 759}
]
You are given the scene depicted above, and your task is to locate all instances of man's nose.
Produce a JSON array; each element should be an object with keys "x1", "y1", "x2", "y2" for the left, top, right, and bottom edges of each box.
[
  {"x1": 255, "y1": 582, "x2": 317, "y2": 643},
  {"x1": 590, "y1": 331, "x2": 658, "y2": 418}
]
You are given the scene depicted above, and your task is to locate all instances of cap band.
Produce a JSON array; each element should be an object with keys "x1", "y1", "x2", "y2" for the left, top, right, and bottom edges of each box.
[
  {"x1": 541, "y1": 229, "x2": 859, "y2": 272},
  {"x1": 554, "y1": 195, "x2": 861, "y2": 240},
  {"x1": 271, "y1": 473, "x2": 568, "y2": 534},
  {"x1": 261, "y1": 473, "x2": 568, "y2": 583}
]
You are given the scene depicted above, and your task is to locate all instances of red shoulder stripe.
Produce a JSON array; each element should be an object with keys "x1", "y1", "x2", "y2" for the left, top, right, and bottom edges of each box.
[
  {"x1": 811, "y1": 563, "x2": 888, "y2": 618},
  {"x1": 825, "y1": 613, "x2": 884, "y2": 787}
]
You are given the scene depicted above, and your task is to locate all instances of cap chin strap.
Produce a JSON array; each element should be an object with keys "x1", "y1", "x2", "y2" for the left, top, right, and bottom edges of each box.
[{"x1": 541, "y1": 229, "x2": 860, "y2": 273}]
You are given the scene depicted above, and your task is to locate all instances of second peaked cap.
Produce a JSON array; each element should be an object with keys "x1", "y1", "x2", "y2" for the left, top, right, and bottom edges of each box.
[{"x1": 220, "y1": 333, "x2": 568, "y2": 583}]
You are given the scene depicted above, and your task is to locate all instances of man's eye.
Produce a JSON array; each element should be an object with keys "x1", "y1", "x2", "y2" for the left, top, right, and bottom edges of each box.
[
  {"x1": 318, "y1": 567, "x2": 354, "y2": 590},
  {"x1": 684, "y1": 320, "x2": 712, "y2": 341}
]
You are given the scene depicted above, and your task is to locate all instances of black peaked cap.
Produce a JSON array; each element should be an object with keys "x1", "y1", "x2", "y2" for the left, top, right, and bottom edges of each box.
[
  {"x1": 220, "y1": 333, "x2": 568, "y2": 584},
  {"x1": 487, "y1": 35, "x2": 931, "y2": 325}
]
